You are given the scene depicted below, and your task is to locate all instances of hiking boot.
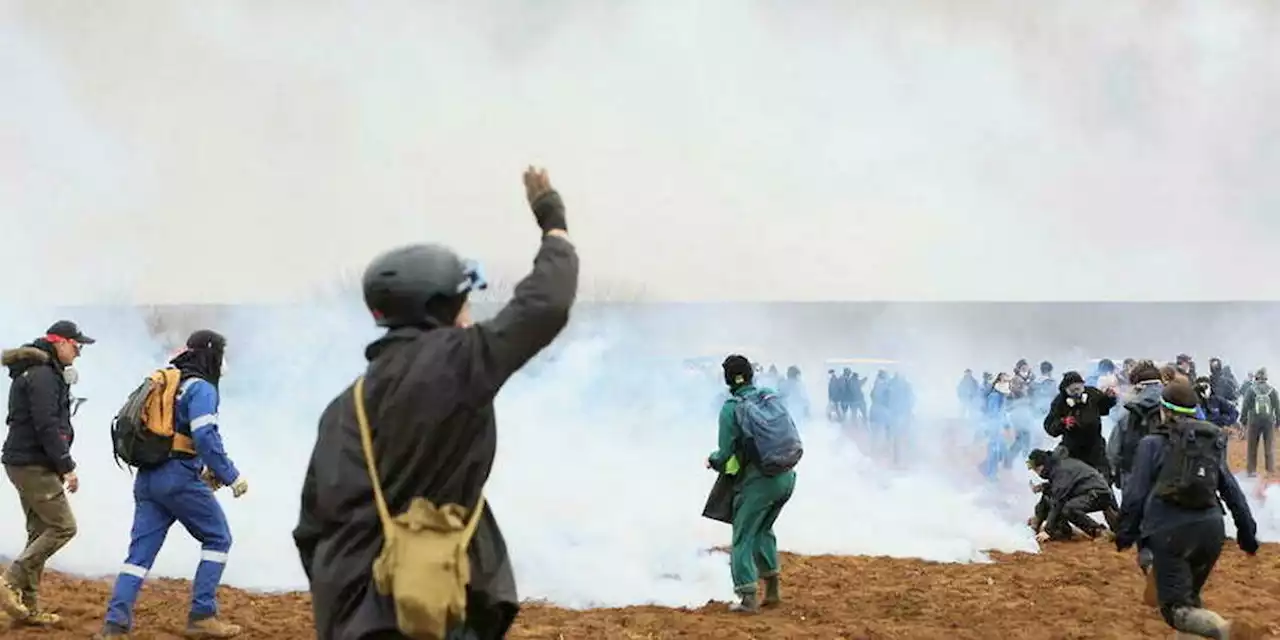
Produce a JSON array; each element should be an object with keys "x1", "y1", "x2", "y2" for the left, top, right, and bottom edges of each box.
[
  {"x1": 762, "y1": 575, "x2": 782, "y2": 607},
  {"x1": 0, "y1": 576, "x2": 29, "y2": 620},
  {"x1": 185, "y1": 617, "x2": 242, "y2": 638},
  {"x1": 728, "y1": 592, "x2": 760, "y2": 614},
  {"x1": 15, "y1": 609, "x2": 61, "y2": 626}
]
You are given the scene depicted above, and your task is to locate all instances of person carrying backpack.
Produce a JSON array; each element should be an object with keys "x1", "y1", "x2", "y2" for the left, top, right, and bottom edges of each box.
[
  {"x1": 1240, "y1": 367, "x2": 1278, "y2": 477},
  {"x1": 98, "y1": 330, "x2": 247, "y2": 639},
  {"x1": 1107, "y1": 361, "x2": 1163, "y2": 491},
  {"x1": 706, "y1": 354, "x2": 800, "y2": 614},
  {"x1": 1115, "y1": 382, "x2": 1262, "y2": 639}
]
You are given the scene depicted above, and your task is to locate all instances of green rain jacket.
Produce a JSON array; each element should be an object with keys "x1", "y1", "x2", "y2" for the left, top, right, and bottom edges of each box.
[{"x1": 708, "y1": 384, "x2": 775, "y2": 479}]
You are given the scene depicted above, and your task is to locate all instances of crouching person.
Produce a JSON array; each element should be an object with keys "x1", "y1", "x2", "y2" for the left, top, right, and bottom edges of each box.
[
  {"x1": 99, "y1": 330, "x2": 248, "y2": 639},
  {"x1": 707, "y1": 355, "x2": 801, "y2": 613},
  {"x1": 1115, "y1": 383, "x2": 1263, "y2": 639},
  {"x1": 1027, "y1": 448, "x2": 1118, "y2": 543}
]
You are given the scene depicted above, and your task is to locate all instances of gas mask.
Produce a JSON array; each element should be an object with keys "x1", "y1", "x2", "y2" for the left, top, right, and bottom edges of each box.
[
  {"x1": 62, "y1": 367, "x2": 79, "y2": 386},
  {"x1": 994, "y1": 381, "x2": 1011, "y2": 395},
  {"x1": 1197, "y1": 384, "x2": 1211, "y2": 398},
  {"x1": 220, "y1": 357, "x2": 230, "y2": 378}
]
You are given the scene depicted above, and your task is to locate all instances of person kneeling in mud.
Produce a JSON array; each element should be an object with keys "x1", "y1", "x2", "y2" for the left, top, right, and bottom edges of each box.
[
  {"x1": 706, "y1": 355, "x2": 801, "y2": 614},
  {"x1": 1115, "y1": 383, "x2": 1262, "y2": 639},
  {"x1": 1026, "y1": 448, "x2": 1117, "y2": 543}
]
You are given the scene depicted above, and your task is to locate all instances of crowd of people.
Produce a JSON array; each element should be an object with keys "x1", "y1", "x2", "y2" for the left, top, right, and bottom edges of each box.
[{"x1": 957, "y1": 355, "x2": 1270, "y2": 638}]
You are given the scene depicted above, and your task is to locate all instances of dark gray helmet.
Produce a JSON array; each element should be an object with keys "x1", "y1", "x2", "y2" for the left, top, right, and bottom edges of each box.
[{"x1": 362, "y1": 243, "x2": 487, "y2": 328}]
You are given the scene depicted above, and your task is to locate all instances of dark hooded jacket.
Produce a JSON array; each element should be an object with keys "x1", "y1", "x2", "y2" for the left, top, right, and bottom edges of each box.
[
  {"x1": 293, "y1": 235, "x2": 578, "y2": 640},
  {"x1": 1044, "y1": 377, "x2": 1116, "y2": 473},
  {"x1": 1038, "y1": 455, "x2": 1111, "y2": 532},
  {"x1": 2, "y1": 341, "x2": 76, "y2": 474}
]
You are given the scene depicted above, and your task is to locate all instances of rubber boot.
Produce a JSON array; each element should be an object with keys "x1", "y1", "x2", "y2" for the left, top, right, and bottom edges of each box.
[
  {"x1": 762, "y1": 575, "x2": 782, "y2": 607},
  {"x1": 1171, "y1": 607, "x2": 1228, "y2": 638},
  {"x1": 728, "y1": 592, "x2": 760, "y2": 614},
  {"x1": 185, "y1": 616, "x2": 242, "y2": 638}
]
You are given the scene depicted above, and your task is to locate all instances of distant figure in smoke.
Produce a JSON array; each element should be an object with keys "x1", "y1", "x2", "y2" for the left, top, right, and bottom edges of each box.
[
  {"x1": 1207, "y1": 357, "x2": 1239, "y2": 404},
  {"x1": 1044, "y1": 371, "x2": 1117, "y2": 484},
  {"x1": 762, "y1": 364, "x2": 782, "y2": 391},
  {"x1": 885, "y1": 373, "x2": 915, "y2": 463},
  {"x1": 842, "y1": 368, "x2": 867, "y2": 426},
  {"x1": 826, "y1": 369, "x2": 844, "y2": 422},
  {"x1": 1240, "y1": 368, "x2": 1278, "y2": 477},
  {"x1": 1032, "y1": 361, "x2": 1058, "y2": 416},
  {"x1": 957, "y1": 369, "x2": 980, "y2": 419},
  {"x1": 869, "y1": 370, "x2": 892, "y2": 434},
  {"x1": 1175, "y1": 354, "x2": 1197, "y2": 385},
  {"x1": 1195, "y1": 376, "x2": 1238, "y2": 431},
  {"x1": 1004, "y1": 371, "x2": 1035, "y2": 469},
  {"x1": 707, "y1": 355, "x2": 799, "y2": 614},
  {"x1": 293, "y1": 167, "x2": 578, "y2": 640},
  {"x1": 1240, "y1": 370, "x2": 1256, "y2": 402},
  {"x1": 777, "y1": 366, "x2": 810, "y2": 422},
  {"x1": 1014, "y1": 359, "x2": 1034, "y2": 389},
  {"x1": 979, "y1": 373, "x2": 1013, "y2": 479}
]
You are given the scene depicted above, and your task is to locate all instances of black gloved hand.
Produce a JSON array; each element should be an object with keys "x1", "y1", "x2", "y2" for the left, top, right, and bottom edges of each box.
[
  {"x1": 1115, "y1": 533, "x2": 1135, "y2": 552},
  {"x1": 1238, "y1": 533, "x2": 1259, "y2": 555},
  {"x1": 531, "y1": 190, "x2": 567, "y2": 233}
]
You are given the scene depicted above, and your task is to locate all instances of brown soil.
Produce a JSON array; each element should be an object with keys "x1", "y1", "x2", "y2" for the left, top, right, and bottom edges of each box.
[{"x1": 4, "y1": 440, "x2": 1275, "y2": 639}]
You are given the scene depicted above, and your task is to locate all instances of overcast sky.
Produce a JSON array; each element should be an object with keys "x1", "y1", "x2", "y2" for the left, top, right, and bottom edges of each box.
[{"x1": 4, "y1": 1, "x2": 1279, "y2": 304}]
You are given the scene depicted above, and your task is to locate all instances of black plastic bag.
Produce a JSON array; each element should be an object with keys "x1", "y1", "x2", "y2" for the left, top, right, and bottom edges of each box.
[{"x1": 701, "y1": 472, "x2": 736, "y2": 524}]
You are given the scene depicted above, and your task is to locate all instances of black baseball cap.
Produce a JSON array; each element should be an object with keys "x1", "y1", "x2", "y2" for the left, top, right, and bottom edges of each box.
[{"x1": 46, "y1": 320, "x2": 95, "y2": 344}]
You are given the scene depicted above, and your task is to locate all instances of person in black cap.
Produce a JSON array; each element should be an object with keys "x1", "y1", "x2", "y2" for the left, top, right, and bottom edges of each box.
[
  {"x1": 0, "y1": 320, "x2": 93, "y2": 624},
  {"x1": 1115, "y1": 382, "x2": 1262, "y2": 638},
  {"x1": 707, "y1": 354, "x2": 800, "y2": 614},
  {"x1": 1043, "y1": 370, "x2": 1118, "y2": 483},
  {"x1": 293, "y1": 166, "x2": 578, "y2": 640},
  {"x1": 99, "y1": 329, "x2": 246, "y2": 639}
]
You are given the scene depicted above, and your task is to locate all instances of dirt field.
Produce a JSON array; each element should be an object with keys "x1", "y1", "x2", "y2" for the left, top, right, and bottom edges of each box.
[{"x1": 3, "y1": 440, "x2": 1276, "y2": 639}]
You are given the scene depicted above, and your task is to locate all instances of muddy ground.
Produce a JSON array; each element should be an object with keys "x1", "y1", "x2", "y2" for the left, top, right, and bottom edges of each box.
[{"x1": 4, "y1": 440, "x2": 1276, "y2": 639}]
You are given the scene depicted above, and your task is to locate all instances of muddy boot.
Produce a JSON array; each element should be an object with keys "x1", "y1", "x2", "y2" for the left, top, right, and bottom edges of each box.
[
  {"x1": 762, "y1": 575, "x2": 782, "y2": 607},
  {"x1": 15, "y1": 591, "x2": 60, "y2": 627},
  {"x1": 0, "y1": 576, "x2": 29, "y2": 620},
  {"x1": 185, "y1": 616, "x2": 242, "y2": 638},
  {"x1": 1170, "y1": 607, "x2": 1228, "y2": 638},
  {"x1": 728, "y1": 592, "x2": 760, "y2": 614}
]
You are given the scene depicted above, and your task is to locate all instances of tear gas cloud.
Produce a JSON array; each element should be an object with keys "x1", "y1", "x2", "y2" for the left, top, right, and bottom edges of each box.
[{"x1": 3, "y1": 0, "x2": 1280, "y2": 609}]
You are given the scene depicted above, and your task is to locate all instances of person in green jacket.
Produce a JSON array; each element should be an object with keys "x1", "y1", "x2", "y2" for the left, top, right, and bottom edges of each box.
[{"x1": 706, "y1": 354, "x2": 799, "y2": 613}]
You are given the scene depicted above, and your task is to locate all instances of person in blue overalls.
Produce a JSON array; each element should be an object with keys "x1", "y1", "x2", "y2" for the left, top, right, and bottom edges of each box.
[{"x1": 98, "y1": 330, "x2": 248, "y2": 639}]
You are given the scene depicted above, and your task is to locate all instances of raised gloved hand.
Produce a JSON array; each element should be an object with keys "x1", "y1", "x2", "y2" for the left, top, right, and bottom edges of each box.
[
  {"x1": 200, "y1": 467, "x2": 224, "y2": 491},
  {"x1": 523, "y1": 166, "x2": 567, "y2": 233},
  {"x1": 230, "y1": 477, "x2": 249, "y2": 499}
]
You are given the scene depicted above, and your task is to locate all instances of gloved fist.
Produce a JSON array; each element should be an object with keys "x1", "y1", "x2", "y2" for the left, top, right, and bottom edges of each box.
[
  {"x1": 200, "y1": 467, "x2": 224, "y2": 491},
  {"x1": 230, "y1": 477, "x2": 249, "y2": 499},
  {"x1": 1062, "y1": 416, "x2": 1077, "y2": 429}
]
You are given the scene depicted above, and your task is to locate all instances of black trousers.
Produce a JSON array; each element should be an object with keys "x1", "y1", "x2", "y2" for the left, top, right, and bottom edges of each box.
[
  {"x1": 1147, "y1": 518, "x2": 1225, "y2": 628},
  {"x1": 1036, "y1": 490, "x2": 1116, "y2": 539}
]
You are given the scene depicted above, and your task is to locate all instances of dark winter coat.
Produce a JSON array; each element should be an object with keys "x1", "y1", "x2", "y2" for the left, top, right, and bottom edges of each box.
[
  {"x1": 293, "y1": 234, "x2": 578, "y2": 640},
  {"x1": 2, "y1": 342, "x2": 76, "y2": 474},
  {"x1": 1115, "y1": 418, "x2": 1256, "y2": 548},
  {"x1": 1241, "y1": 383, "x2": 1280, "y2": 427},
  {"x1": 1106, "y1": 382, "x2": 1162, "y2": 484},
  {"x1": 1044, "y1": 386, "x2": 1116, "y2": 472},
  {"x1": 1038, "y1": 456, "x2": 1111, "y2": 532}
]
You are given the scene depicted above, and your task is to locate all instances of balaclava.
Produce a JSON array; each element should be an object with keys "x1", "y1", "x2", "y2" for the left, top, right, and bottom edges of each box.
[{"x1": 171, "y1": 329, "x2": 227, "y2": 388}]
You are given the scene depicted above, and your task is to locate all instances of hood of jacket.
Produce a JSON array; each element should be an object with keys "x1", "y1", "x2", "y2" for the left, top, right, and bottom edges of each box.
[
  {"x1": 1124, "y1": 381, "x2": 1163, "y2": 413},
  {"x1": 2, "y1": 342, "x2": 58, "y2": 379}
]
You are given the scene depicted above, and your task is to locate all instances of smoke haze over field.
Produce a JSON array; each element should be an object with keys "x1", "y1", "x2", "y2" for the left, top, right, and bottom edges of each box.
[
  {"x1": 3, "y1": 0, "x2": 1280, "y2": 611},
  {"x1": 4, "y1": 1, "x2": 1280, "y2": 304}
]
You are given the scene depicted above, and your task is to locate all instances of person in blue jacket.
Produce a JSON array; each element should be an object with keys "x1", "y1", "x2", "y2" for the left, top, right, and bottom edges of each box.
[
  {"x1": 99, "y1": 330, "x2": 248, "y2": 639},
  {"x1": 978, "y1": 373, "x2": 1012, "y2": 479}
]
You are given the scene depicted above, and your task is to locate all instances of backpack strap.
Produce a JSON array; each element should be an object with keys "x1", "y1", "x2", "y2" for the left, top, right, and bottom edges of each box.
[{"x1": 352, "y1": 376, "x2": 485, "y2": 539}]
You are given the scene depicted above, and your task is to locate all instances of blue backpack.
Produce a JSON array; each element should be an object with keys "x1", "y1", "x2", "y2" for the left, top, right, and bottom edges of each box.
[{"x1": 732, "y1": 390, "x2": 803, "y2": 476}]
